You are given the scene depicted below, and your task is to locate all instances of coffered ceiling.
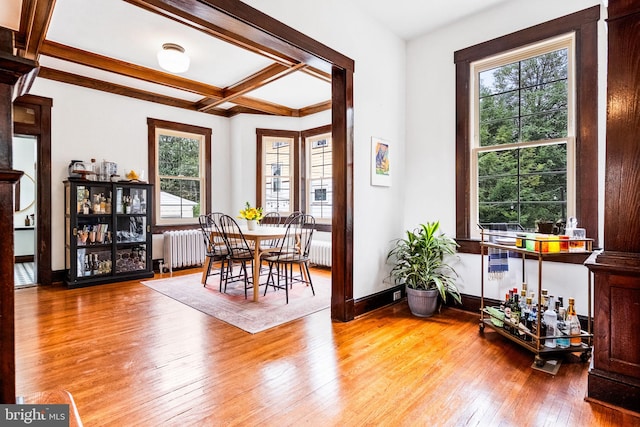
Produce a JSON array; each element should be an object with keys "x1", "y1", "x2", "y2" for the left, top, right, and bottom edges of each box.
[
  {"x1": 3, "y1": 0, "x2": 511, "y2": 118},
  {"x1": 6, "y1": 0, "x2": 333, "y2": 118}
]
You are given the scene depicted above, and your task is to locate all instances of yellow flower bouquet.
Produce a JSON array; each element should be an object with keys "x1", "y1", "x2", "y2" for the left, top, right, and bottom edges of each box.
[{"x1": 238, "y1": 202, "x2": 264, "y2": 221}]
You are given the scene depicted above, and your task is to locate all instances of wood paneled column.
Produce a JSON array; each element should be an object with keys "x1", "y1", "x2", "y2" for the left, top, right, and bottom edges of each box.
[
  {"x1": 0, "y1": 28, "x2": 37, "y2": 403},
  {"x1": 584, "y1": 0, "x2": 640, "y2": 414}
]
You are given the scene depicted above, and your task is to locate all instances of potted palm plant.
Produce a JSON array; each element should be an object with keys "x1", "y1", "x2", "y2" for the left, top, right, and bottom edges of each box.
[{"x1": 387, "y1": 221, "x2": 461, "y2": 317}]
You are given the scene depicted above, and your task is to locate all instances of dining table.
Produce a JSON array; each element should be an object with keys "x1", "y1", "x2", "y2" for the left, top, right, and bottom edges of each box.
[{"x1": 219, "y1": 225, "x2": 288, "y2": 301}]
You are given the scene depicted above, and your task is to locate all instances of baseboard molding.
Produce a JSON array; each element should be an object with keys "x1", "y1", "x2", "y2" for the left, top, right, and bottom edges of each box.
[
  {"x1": 588, "y1": 368, "x2": 640, "y2": 414},
  {"x1": 354, "y1": 284, "x2": 404, "y2": 317},
  {"x1": 354, "y1": 289, "x2": 493, "y2": 317},
  {"x1": 51, "y1": 269, "x2": 66, "y2": 284}
]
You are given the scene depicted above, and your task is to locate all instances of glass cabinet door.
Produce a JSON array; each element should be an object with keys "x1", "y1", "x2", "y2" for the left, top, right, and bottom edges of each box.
[
  {"x1": 115, "y1": 215, "x2": 146, "y2": 243},
  {"x1": 115, "y1": 186, "x2": 147, "y2": 215},
  {"x1": 115, "y1": 244, "x2": 147, "y2": 274},
  {"x1": 72, "y1": 183, "x2": 113, "y2": 280},
  {"x1": 114, "y1": 184, "x2": 149, "y2": 274}
]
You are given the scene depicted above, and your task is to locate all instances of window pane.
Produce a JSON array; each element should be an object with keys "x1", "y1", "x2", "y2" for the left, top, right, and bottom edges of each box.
[
  {"x1": 479, "y1": 64, "x2": 519, "y2": 95},
  {"x1": 159, "y1": 178, "x2": 201, "y2": 218},
  {"x1": 478, "y1": 143, "x2": 567, "y2": 230},
  {"x1": 307, "y1": 134, "x2": 332, "y2": 219},
  {"x1": 479, "y1": 48, "x2": 568, "y2": 146},
  {"x1": 158, "y1": 135, "x2": 200, "y2": 177},
  {"x1": 521, "y1": 50, "x2": 568, "y2": 85},
  {"x1": 308, "y1": 178, "x2": 332, "y2": 219},
  {"x1": 521, "y1": 109, "x2": 568, "y2": 141},
  {"x1": 263, "y1": 137, "x2": 294, "y2": 215},
  {"x1": 264, "y1": 176, "x2": 291, "y2": 213},
  {"x1": 310, "y1": 138, "x2": 332, "y2": 179}
]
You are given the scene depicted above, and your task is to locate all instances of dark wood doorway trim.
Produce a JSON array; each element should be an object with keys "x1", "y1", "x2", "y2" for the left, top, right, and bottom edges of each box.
[
  {"x1": 14, "y1": 94, "x2": 53, "y2": 286},
  {"x1": 135, "y1": 0, "x2": 356, "y2": 321}
]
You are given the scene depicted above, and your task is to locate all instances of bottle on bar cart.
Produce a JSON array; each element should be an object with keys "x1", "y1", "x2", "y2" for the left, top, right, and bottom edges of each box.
[
  {"x1": 544, "y1": 295, "x2": 557, "y2": 348},
  {"x1": 567, "y1": 297, "x2": 582, "y2": 346}
]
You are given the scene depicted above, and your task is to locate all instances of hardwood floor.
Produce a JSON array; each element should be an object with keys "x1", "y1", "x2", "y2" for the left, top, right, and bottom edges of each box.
[{"x1": 14, "y1": 267, "x2": 639, "y2": 426}]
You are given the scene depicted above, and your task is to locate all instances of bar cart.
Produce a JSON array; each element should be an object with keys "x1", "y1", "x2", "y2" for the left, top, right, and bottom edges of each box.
[{"x1": 479, "y1": 229, "x2": 594, "y2": 366}]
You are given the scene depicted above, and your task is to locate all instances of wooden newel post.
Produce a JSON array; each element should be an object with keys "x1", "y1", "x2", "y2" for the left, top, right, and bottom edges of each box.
[{"x1": 0, "y1": 27, "x2": 37, "y2": 404}]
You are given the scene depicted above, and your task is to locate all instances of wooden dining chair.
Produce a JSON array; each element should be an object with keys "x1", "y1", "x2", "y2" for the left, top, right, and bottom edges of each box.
[
  {"x1": 217, "y1": 214, "x2": 255, "y2": 298},
  {"x1": 198, "y1": 213, "x2": 229, "y2": 290},
  {"x1": 262, "y1": 214, "x2": 316, "y2": 303},
  {"x1": 260, "y1": 211, "x2": 281, "y2": 226},
  {"x1": 283, "y1": 211, "x2": 302, "y2": 225}
]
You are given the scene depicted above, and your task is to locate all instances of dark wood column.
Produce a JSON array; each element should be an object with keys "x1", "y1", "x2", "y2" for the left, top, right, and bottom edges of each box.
[
  {"x1": 584, "y1": 0, "x2": 640, "y2": 414},
  {"x1": 0, "y1": 28, "x2": 37, "y2": 403}
]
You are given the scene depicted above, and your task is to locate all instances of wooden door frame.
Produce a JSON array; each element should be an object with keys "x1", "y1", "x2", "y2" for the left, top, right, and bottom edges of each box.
[
  {"x1": 132, "y1": 0, "x2": 356, "y2": 321},
  {"x1": 13, "y1": 94, "x2": 52, "y2": 286}
]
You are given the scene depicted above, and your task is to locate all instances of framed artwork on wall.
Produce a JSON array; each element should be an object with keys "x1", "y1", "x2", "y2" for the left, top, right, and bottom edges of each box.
[{"x1": 371, "y1": 136, "x2": 391, "y2": 187}]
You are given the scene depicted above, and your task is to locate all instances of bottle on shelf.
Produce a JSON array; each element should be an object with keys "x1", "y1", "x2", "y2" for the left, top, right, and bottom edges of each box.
[
  {"x1": 544, "y1": 295, "x2": 557, "y2": 348},
  {"x1": 567, "y1": 297, "x2": 582, "y2": 346},
  {"x1": 519, "y1": 290, "x2": 527, "y2": 313},
  {"x1": 502, "y1": 293, "x2": 512, "y2": 333},
  {"x1": 92, "y1": 254, "x2": 99, "y2": 275},
  {"x1": 84, "y1": 254, "x2": 91, "y2": 277},
  {"x1": 82, "y1": 198, "x2": 91, "y2": 214},
  {"x1": 510, "y1": 292, "x2": 521, "y2": 335},
  {"x1": 530, "y1": 292, "x2": 537, "y2": 309},
  {"x1": 132, "y1": 192, "x2": 141, "y2": 213},
  {"x1": 524, "y1": 297, "x2": 534, "y2": 341},
  {"x1": 90, "y1": 158, "x2": 98, "y2": 181},
  {"x1": 93, "y1": 194, "x2": 101, "y2": 213},
  {"x1": 556, "y1": 298, "x2": 570, "y2": 348}
]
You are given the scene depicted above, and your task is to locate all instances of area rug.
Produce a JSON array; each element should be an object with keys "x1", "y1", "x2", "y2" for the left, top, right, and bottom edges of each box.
[{"x1": 141, "y1": 271, "x2": 330, "y2": 334}]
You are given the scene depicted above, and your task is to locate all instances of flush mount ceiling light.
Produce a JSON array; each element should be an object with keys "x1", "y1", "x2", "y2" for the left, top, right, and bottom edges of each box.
[{"x1": 157, "y1": 43, "x2": 190, "y2": 73}]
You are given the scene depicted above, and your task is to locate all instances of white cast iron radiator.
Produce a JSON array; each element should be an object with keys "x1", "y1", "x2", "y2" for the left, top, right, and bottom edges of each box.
[
  {"x1": 163, "y1": 230, "x2": 206, "y2": 272},
  {"x1": 309, "y1": 240, "x2": 332, "y2": 267}
]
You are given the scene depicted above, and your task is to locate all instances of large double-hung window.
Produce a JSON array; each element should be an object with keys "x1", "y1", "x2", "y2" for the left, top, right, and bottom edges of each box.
[
  {"x1": 257, "y1": 125, "x2": 332, "y2": 229},
  {"x1": 262, "y1": 135, "x2": 295, "y2": 215},
  {"x1": 147, "y1": 118, "x2": 211, "y2": 227},
  {"x1": 305, "y1": 130, "x2": 332, "y2": 222},
  {"x1": 455, "y1": 7, "x2": 599, "y2": 251},
  {"x1": 471, "y1": 35, "x2": 575, "y2": 233}
]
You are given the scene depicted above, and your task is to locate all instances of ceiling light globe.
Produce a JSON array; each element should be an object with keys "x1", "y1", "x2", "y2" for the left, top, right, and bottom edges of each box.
[{"x1": 157, "y1": 43, "x2": 190, "y2": 73}]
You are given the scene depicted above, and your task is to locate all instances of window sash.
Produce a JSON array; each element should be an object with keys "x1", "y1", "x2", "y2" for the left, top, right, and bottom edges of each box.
[
  {"x1": 469, "y1": 34, "x2": 576, "y2": 237},
  {"x1": 306, "y1": 132, "x2": 332, "y2": 222},
  {"x1": 155, "y1": 127, "x2": 205, "y2": 225},
  {"x1": 262, "y1": 136, "x2": 294, "y2": 215}
]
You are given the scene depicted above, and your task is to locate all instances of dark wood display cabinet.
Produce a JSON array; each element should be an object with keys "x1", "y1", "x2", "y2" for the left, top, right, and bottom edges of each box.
[{"x1": 64, "y1": 180, "x2": 154, "y2": 288}]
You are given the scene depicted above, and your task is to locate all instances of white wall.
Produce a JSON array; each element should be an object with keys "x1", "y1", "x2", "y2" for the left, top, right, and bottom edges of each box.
[
  {"x1": 405, "y1": 0, "x2": 607, "y2": 315},
  {"x1": 28, "y1": 1, "x2": 606, "y2": 311},
  {"x1": 243, "y1": 0, "x2": 407, "y2": 299},
  {"x1": 28, "y1": 78, "x2": 232, "y2": 270}
]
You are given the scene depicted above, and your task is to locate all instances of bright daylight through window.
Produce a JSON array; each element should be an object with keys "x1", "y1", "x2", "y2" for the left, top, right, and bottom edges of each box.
[
  {"x1": 263, "y1": 135, "x2": 294, "y2": 215},
  {"x1": 155, "y1": 128, "x2": 205, "y2": 224},
  {"x1": 471, "y1": 35, "x2": 575, "y2": 235},
  {"x1": 306, "y1": 132, "x2": 332, "y2": 222}
]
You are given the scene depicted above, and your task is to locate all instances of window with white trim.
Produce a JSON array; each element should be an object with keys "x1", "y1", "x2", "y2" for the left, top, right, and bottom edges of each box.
[
  {"x1": 306, "y1": 131, "x2": 332, "y2": 222},
  {"x1": 153, "y1": 125, "x2": 207, "y2": 225},
  {"x1": 262, "y1": 135, "x2": 294, "y2": 215},
  {"x1": 470, "y1": 34, "x2": 575, "y2": 236}
]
